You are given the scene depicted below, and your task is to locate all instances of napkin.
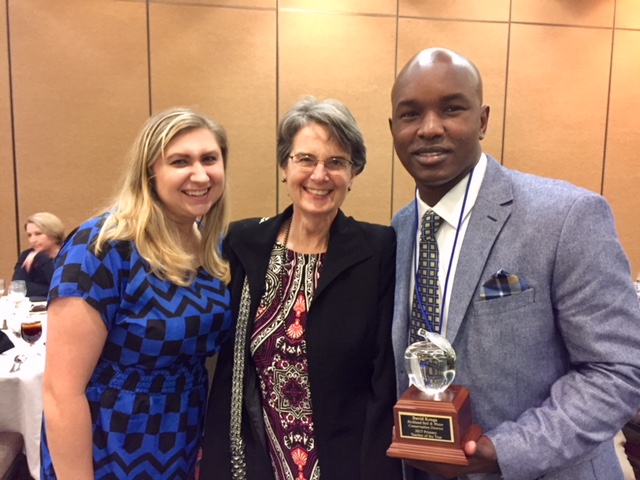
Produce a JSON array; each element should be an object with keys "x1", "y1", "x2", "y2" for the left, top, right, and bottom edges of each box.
[{"x1": 0, "y1": 329, "x2": 15, "y2": 354}]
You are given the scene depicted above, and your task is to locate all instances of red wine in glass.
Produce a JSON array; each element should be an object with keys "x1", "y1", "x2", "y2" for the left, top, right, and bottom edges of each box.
[{"x1": 21, "y1": 321, "x2": 43, "y2": 346}]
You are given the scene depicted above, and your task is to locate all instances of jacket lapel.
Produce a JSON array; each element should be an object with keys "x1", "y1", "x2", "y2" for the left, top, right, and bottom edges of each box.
[
  {"x1": 445, "y1": 157, "x2": 514, "y2": 344},
  {"x1": 229, "y1": 206, "x2": 369, "y2": 309},
  {"x1": 228, "y1": 208, "x2": 292, "y2": 305},
  {"x1": 315, "y1": 210, "x2": 371, "y2": 300},
  {"x1": 392, "y1": 203, "x2": 417, "y2": 394}
]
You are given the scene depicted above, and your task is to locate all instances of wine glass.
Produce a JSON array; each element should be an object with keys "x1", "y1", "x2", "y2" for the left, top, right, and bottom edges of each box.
[
  {"x1": 8, "y1": 280, "x2": 28, "y2": 332},
  {"x1": 21, "y1": 320, "x2": 43, "y2": 347},
  {"x1": 9, "y1": 280, "x2": 26, "y2": 297},
  {"x1": 8, "y1": 280, "x2": 27, "y2": 310},
  {"x1": 9, "y1": 280, "x2": 27, "y2": 307},
  {"x1": 0, "y1": 279, "x2": 6, "y2": 330}
]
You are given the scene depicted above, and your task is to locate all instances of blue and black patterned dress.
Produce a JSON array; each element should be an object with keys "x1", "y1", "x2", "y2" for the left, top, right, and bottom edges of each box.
[{"x1": 40, "y1": 215, "x2": 232, "y2": 479}]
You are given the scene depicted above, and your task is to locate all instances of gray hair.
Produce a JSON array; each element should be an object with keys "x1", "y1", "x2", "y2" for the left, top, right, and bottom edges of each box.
[{"x1": 277, "y1": 96, "x2": 366, "y2": 175}]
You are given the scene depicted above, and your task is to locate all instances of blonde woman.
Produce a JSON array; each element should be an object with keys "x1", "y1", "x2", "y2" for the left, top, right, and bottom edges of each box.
[
  {"x1": 12, "y1": 212, "x2": 64, "y2": 299},
  {"x1": 41, "y1": 108, "x2": 232, "y2": 479}
]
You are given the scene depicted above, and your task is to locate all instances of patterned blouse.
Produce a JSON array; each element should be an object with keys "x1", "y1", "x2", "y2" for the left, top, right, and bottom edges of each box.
[{"x1": 250, "y1": 241, "x2": 325, "y2": 480}]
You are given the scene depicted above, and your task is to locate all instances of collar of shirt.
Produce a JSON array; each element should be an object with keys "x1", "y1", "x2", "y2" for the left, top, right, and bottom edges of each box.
[{"x1": 411, "y1": 153, "x2": 488, "y2": 335}]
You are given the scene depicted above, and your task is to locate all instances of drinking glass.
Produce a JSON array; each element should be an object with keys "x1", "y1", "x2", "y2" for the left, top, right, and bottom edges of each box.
[
  {"x1": 9, "y1": 280, "x2": 27, "y2": 300},
  {"x1": 0, "y1": 279, "x2": 6, "y2": 330},
  {"x1": 8, "y1": 280, "x2": 28, "y2": 331},
  {"x1": 21, "y1": 320, "x2": 43, "y2": 346}
]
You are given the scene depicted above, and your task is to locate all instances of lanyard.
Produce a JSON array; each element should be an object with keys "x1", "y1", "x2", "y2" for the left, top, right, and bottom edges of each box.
[{"x1": 413, "y1": 167, "x2": 474, "y2": 334}]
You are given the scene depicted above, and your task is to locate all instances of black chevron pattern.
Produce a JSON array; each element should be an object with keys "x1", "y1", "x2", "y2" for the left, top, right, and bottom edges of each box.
[{"x1": 41, "y1": 214, "x2": 232, "y2": 478}]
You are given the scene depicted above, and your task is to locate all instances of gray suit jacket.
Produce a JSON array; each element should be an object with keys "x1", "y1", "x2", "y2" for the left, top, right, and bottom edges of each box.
[{"x1": 392, "y1": 157, "x2": 640, "y2": 480}]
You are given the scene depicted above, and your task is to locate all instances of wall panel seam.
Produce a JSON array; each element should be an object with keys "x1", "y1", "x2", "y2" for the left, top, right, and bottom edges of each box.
[
  {"x1": 275, "y1": 0, "x2": 280, "y2": 215},
  {"x1": 5, "y1": 0, "x2": 20, "y2": 256},
  {"x1": 146, "y1": 0, "x2": 153, "y2": 115},
  {"x1": 499, "y1": 0, "x2": 513, "y2": 166},
  {"x1": 279, "y1": 8, "x2": 393, "y2": 19},
  {"x1": 398, "y1": 15, "x2": 509, "y2": 25},
  {"x1": 389, "y1": 0, "x2": 400, "y2": 222},
  {"x1": 601, "y1": 1, "x2": 617, "y2": 196},
  {"x1": 147, "y1": 1, "x2": 275, "y2": 12}
]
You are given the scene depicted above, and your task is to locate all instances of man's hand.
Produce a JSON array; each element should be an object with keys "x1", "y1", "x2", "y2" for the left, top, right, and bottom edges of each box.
[{"x1": 404, "y1": 436, "x2": 500, "y2": 479}]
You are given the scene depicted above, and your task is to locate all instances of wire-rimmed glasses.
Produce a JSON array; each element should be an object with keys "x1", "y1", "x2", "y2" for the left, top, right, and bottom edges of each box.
[{"x1": 289, "y1": 153, "x2": 353, "y2": 173}]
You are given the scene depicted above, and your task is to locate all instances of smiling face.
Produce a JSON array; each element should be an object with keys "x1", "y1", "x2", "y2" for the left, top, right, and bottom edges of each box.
[
  {"x1": 26, "y1": 222, "x2": 58, "y2": 256},
  {"x1": 282, "y1": 123, "x2": 355, "y2": 222},
  {"x1": 151, "y1": 127, "x2": 225, "y2": 229},
  {"x1": 390, "y1": 51, "x2": 489, "y2": 206}
]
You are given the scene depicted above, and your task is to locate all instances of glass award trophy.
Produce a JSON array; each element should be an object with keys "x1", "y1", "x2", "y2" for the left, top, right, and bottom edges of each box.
[{"x1": 387, "y1": 331, "x2": 481, "y2": 465}]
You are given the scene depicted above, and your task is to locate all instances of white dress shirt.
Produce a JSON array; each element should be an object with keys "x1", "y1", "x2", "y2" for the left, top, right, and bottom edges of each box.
[{"x1": 409, "y1": 154, "x2": 488, "y2": 337}]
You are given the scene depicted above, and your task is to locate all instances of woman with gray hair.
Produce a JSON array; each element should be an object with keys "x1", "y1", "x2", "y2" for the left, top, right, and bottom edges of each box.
[
  {"x1": 12, "y1": 212, "x2": 65, "y2": 299},
  {"x1": 200, "y1": 97, "x2": 401, "y2": 480}
]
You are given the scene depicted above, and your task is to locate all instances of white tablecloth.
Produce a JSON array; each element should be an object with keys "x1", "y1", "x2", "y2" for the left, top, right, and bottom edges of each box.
[{"x1": 0, "y1": 303, "x2": 46, "y2": 480}]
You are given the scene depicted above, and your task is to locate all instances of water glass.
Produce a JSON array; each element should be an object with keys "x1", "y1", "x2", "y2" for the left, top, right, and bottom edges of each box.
[
  {"x1": 0, "y1": 278, "x2": 5, "y2": 296},
  {"x1": 9, "y1": 280, "x2": 27, "y2": 300},
  {"x1": 8, "y1": 280, "x2": 28, "y2": 331}
]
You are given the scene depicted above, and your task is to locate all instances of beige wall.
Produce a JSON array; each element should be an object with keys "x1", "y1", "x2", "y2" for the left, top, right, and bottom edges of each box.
[{"x1": 2, "y1": 0, "x2": 639, "y2": 282}]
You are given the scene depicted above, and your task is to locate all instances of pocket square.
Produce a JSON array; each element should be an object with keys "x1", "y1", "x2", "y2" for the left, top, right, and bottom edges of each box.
[{"x1": 480, "y1": 269, "x2": 529, "y2": 300}]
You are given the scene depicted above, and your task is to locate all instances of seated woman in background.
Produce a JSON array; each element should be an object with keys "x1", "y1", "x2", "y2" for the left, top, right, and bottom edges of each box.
[{"x1": 12, "y1": 212, "x2": 65, "y2": 299}]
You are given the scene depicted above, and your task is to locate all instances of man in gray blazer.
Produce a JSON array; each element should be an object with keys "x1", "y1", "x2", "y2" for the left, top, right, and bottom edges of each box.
[{"x1": 390, "y1": 47, "x2": 640, "y2": 480}]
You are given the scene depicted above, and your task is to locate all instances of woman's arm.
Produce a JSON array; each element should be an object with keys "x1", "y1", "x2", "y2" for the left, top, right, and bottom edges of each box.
[
  {"x1": 12, "y1": 249, "x2": 52, "y2": 297},
  {"x1": 43, "y1": 296, "x2": 107, "y2": 479},
  {"x1": 362, "y1": 227, "x2": 403, "y2": 479},
  {"x1": 12, "y1": 250, "x2": 30, "y2": 282}
]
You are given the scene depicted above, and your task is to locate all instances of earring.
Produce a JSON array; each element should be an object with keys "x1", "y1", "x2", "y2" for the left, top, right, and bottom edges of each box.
[
  {"x1": 281, "y1": 178, "x2": 287, "y2": 183},
  {"x1": 348, "y1": 186, "x2": 352, "y2": 192}
]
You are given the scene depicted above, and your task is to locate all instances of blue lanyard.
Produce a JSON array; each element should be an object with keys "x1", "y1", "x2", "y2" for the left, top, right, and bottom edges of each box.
[{"x1": 413, "y1": 167, "x2": 474, "y2": 334}]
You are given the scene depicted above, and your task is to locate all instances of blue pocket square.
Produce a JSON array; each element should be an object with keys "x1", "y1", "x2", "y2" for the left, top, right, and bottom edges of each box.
[{"x1": 480, "y1": 269, "x2": 529, "y2": 300}]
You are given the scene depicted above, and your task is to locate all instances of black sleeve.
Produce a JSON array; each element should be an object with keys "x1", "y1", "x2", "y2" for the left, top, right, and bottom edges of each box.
[
  {"x1": 12, "y1": 249, "x2": 54, "y2": 298},
  {"x1": 12, "y1": 250, "x2": 31, "y2": 283}
]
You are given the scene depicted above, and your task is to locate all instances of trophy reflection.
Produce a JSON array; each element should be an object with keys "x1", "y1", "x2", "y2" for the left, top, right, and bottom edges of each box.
[
  {"x1": 387, "y1": 332, "x2": 481, "y2": 465},
  {"x1": 406, "y1": 333, "x2": 456, "y2": 400}
]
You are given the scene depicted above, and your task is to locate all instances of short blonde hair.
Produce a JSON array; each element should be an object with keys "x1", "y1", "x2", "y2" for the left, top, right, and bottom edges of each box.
[
  {"x1": 26, "y1": 212, "x2": 65, "y2": 245},
  {"x1": 95, "y1": 107, "x2": 230, "y2": 286}
]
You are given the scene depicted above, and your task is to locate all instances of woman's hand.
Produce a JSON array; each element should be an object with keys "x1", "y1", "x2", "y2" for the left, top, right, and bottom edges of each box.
[{"x1": 21, "y1": 250, "x2": 38, "y2": 272}]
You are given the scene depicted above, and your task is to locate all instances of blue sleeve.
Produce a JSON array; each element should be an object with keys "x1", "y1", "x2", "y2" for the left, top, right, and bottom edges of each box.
[{"x1": 48, "y1": 215, "x2": 130, "y2": 330}]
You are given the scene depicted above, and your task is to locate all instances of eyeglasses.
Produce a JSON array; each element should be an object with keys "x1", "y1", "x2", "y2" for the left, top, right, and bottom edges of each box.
[{"x1": 289, "y1": 153, "x2": 353, "y2": 173}]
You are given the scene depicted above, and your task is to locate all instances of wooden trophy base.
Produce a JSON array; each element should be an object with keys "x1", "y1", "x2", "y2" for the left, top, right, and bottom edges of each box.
[{"x1": 387, "y1": 385, "x2": 482, "y2": 466}]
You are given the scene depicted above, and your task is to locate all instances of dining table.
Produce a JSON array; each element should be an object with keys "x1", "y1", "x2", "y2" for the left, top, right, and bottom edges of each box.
[{"x1": 0, "y1": 297, "x2": 47, "y2": 480}]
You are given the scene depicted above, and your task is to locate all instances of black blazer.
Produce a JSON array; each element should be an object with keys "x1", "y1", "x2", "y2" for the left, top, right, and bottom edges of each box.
[
  {"x1": 12, "y1": 248, "x2": 55, "y2": 298},
  {"x1": 200, "y1": 206, "x2": 402, "y2": 480}
]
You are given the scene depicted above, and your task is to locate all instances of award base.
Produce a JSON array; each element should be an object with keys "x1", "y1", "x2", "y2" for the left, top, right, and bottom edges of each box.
[{"x1": 387, "y1": 384, "x2": 482, "y2": 466}]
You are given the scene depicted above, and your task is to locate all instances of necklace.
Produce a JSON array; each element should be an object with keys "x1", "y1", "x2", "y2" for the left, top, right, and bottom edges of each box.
[
  {"x1": 282, "y1": 217, "x2": 292, "y2": 251},
  {"x1": 278, "y1": 218, "x2": 306, "y2": 339}
]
